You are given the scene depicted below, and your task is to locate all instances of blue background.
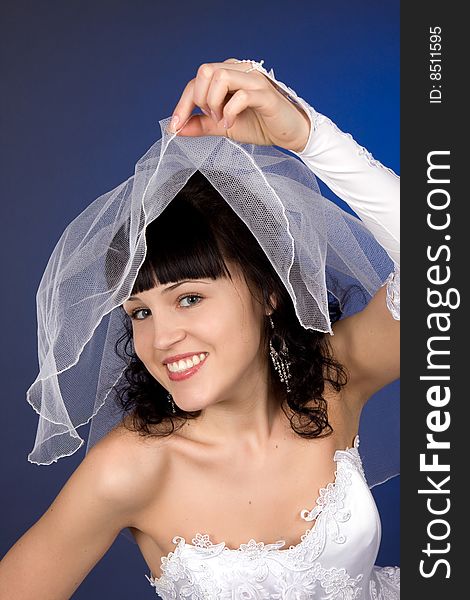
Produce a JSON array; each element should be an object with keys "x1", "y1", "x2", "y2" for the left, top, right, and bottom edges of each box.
[{"x1": 1, "y1": 0, "x2": 399, "y2": 597}]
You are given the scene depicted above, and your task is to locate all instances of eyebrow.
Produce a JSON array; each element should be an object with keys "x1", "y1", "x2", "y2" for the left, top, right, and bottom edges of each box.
[{"x1": 125, "y1": 280, "x2": 211, "y2": 302}]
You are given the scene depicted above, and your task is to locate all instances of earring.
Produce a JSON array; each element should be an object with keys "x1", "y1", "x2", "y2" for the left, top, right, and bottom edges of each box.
[
  {"x1": 167, "y1": 392, "x2": 176, "y2": 414},
  {"x1": 268, "y1": 315, "x2": 292, "y2": 393}
]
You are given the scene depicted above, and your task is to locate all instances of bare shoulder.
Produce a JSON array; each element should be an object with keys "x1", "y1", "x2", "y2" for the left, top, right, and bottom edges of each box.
[
  {"x1": 0, "y1": 417, "x2": 171, "y2": 599},
  {"x1": 83, "y1": 416, "x2": 172, "y2": 513}
]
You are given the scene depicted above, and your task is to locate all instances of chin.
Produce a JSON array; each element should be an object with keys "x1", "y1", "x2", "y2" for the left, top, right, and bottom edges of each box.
[
  {"x1": 173, "y1": 392, "x2": 213, "y2": 413},
  {"x1": 176, "y1": 400, "x2": 211, "y2": 414},
  {"x1": 170, "y1": 373, "x2": 242, "y2": 413}
]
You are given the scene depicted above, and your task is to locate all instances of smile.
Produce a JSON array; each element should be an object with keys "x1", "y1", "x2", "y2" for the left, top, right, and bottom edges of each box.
[
  {"x1": 165, "y1": 353, "x2": 209, "y2": 382},
  {"x1": 166, "y1": 353, "x2": 208, "y2": 373}
]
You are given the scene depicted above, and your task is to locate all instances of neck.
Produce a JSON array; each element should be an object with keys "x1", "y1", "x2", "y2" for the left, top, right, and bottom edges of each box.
[{"x1": 182, "y1": 365, "x2": 287, "y2": 453}]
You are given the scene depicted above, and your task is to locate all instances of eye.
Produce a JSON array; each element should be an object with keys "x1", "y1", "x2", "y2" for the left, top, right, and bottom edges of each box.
[
  {"x1": 130, "y1": 308, "x2": 151, "y2": 321},
  {"x1": 178, "y1": 294, "x2": 203, "y2": 308}
]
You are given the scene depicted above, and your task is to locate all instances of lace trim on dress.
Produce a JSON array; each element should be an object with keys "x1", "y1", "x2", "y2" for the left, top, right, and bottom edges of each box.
[
  {"x1": 370, "y1": 566, "x2": 401, "y2": 599},
  {"x1": 382, "y1": 264, "x2": 400, "y2": 321},
  {"x1": 146, "y1": 436, "x2": 367, "y2": 592}
]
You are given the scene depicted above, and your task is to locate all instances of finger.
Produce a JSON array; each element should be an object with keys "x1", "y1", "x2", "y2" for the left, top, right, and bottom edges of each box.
[
  {"x1": 206, "y1": 68, "x2": 267, "y2": 122},
  {"x1": 174, "y1": 113, "x2": 228, "y2": 138},
  {"x1": 192, "y1": 62, "x2": 258, "y2": 120},
  {"x1": 221, "y1": 88, "x2": 273, "y2": 129},
  {"x1": 168, "y1": 78, "x2": 199, "y2": 133},
  {"x1": 169, "y1": 65, "x2": 223, "y2": 132},
  {"x1": 170, "y1": 61, "x2": 263, "y2": 131},
  {"x1": 191, "y1": 62, "x2": 220, "y2": 119}
]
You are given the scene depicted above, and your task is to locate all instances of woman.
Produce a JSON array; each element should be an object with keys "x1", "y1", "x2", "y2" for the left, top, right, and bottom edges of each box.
[{"x1": 0, "y1": 58, "x2": 399, "y2": 598}]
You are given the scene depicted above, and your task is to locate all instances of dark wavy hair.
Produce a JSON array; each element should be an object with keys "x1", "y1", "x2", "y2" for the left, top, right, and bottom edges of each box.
[{"x1": 111, "y1": 170, "x2": 349, "y2": 440}]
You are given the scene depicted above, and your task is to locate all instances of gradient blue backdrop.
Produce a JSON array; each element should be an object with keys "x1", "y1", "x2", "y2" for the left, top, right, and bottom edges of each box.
[{"x1": 1, "y1": 1, "x2": 399, "y2": 597}]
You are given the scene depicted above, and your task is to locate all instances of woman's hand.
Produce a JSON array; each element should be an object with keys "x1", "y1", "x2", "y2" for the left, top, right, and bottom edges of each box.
[{"x1": 168, "y1": 58, "x2": 311, "y2": 153}]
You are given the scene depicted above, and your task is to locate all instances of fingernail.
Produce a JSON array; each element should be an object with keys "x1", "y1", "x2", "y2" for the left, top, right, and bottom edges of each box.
[
  {"x1": 169, "y1": 114, "x2": 179, "y2": 132},
  {"x1": 223, "y1": 119, "x2": 229, "y2": 129},
  {"x1": 210, "y1": 110, "x2": 218, "y2": 122}
]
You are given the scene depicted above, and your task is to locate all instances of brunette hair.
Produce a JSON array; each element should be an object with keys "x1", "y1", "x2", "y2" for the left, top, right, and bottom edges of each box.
[{"x1": 110, "y1": 170, "x2": 349, "y2": 440}]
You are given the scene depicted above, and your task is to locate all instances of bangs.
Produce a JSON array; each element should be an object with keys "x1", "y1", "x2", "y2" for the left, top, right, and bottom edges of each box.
[{"x1": 131, "y1": 194, "x2": 232, "y2": 295}]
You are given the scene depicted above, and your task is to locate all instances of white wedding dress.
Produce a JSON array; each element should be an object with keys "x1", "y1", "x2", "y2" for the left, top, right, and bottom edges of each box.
[
  {"x1": 146, "y1": 74, "x2": 400, "y2": 598},
  {"x1": 146, "y1": 436, "x2": 399, "y2": 599}
]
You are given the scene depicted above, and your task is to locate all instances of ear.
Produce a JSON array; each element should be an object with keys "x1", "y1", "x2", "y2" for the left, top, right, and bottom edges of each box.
[{"x1": 266, "y1": 292, "x2": 278, "y2": 315}]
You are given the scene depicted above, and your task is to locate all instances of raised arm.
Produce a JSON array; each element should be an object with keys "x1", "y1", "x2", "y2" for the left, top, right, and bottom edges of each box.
[
  {"x1": 169, "y1": 58, "x2": 400, "y2": 405},
  {"x1": 292, "y1": 105, "x2": 400, "y2": 267},
  {"x1": 170, "y1": 58, "x2": 399, "y2": 268},
  {"x1": 284, "y1": 82, "x2": 400, "y2": 404}
]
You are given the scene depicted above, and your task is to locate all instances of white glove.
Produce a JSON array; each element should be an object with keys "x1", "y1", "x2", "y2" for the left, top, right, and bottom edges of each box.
[
  {"x1": 257, "y1": 67, "x2": 400, "y2": 319},
  {"x1": 258, "y1": 67, "x2": 400, "y2": 267},
  {"x1": 292, "y1": 105, "x2": 400, "y2": 268}
]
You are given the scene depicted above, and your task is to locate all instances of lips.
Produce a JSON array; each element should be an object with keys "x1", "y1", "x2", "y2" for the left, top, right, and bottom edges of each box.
[
  {"x1": 166, "y1": 354, "x2": 208, "y2": 382},
  {"x1": 163, "y1": 352, "x2": 208, "y2": 365}
]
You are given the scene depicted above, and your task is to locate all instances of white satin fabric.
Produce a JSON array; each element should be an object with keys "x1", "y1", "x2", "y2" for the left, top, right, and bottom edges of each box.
[
  {"x1": 293, "y1": 106, "x2": 400, "y2": 268},
  {"x1": 145, "y1": 436, "x2": 400, "y2": 598}
]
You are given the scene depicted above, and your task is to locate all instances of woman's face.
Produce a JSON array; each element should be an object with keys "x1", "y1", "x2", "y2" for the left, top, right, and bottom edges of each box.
[{"x1": 122, "y1": 263, "x2": 270, "y2": 413}]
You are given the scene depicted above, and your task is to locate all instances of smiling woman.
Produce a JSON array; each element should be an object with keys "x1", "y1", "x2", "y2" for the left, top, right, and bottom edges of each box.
[
  {"x1": 110, "y1": 169, "x2": 349, "y2": 439},
  {"x1": 0, "y1": 58, "x2": 399, "y2": 599}
]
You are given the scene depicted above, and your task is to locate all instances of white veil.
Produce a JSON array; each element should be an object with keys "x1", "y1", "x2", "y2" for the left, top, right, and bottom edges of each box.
[{"x1": 26, "y1": 117, "x2": 398, "y2": 499}]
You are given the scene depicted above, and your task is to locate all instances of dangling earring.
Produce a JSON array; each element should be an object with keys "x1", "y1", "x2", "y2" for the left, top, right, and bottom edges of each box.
[
  {"x1": 268, "y1": 315, "x2": 292, "y2": 393},
  {"x1": 167, "y1": 392, "x2": 176, "y2": 414}
]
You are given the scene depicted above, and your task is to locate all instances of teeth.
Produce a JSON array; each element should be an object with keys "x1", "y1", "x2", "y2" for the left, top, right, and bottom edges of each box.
[{"x1": 167, "y1": 353, "x2": 207, "y2": 373}]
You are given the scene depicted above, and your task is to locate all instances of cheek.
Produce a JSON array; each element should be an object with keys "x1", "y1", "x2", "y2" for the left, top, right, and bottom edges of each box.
[
  {"x1": 131, "y1": 326, "x2": 153, "y2": 361},
  {"x1": 207, "y1": 303, "x2": 246, "y2": 337},
  {"x1": 212, "y1": 304, "x2": 264, "y2": 357}
]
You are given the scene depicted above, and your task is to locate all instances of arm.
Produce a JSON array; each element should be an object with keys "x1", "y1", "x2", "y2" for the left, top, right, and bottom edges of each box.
[
  {"x1": 0, "y1": 429, "x2": 142, "y2": 600},
  {"x1": 293, "y1": 110, "x2": 399, "y2": 267},
  {"x1": 169, "y1": 56, "x2": 399, "y2": 263},
  {"x1": 170, "y1": 60, "x2": 399, "y2": 403},
  {"x1": 268, "y1": 76, "x2": 400, "y2": 403},
  {"x1": 256, "y1": 68, "x2": 400, "y2": 268}
]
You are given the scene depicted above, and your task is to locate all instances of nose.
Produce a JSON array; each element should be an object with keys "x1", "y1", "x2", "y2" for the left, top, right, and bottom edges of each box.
[{"x1": 151, "y1": 315, "x2": 186, "y2": 351}]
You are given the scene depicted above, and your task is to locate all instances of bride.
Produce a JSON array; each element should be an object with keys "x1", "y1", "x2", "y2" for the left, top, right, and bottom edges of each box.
[{"x1": 0, "y1": 58, "x2": 399, "y2": 599}]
